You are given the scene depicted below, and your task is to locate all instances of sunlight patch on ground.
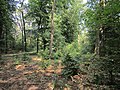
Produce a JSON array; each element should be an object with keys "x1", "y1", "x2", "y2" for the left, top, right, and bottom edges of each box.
[
  {"x1": 46, "y1": 82, "x2": 54, "y2": 90},
  {"x1": 23, "y1": 71, "x2": 34, "y2": 75},
  {"x1": 28, "y1": 85, "x2": 38, "y2": 90},
  {"x1": 15, "y1": 64, "x2": 26, "y2": 70},
  {"x1": 44, "y1": 73, "x2": 52, "y2": 77},
  {"x1": 32, "y1": 57, "x2": 42, "y2": 61}
]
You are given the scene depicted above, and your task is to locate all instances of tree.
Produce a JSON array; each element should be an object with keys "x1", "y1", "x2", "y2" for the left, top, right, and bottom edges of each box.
[
  {"x1": 49, "y1": 0, "x2": 55, "y2": 59},
  {"x1": 84, "y1": 0, "x2": 120, "y2": 85},
  {"x1": 0, "y1": 0, "x2": 14, "y2": 53},
  {"x1": 19, "y1": 0, "x2": 27, "y2": 52},
  {"x1": 28, "y1": 0, "x2": 51, "y2": 53}
]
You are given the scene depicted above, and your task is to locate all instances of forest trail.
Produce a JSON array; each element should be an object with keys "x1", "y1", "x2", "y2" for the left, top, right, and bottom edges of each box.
[
  {"x1": 0, "y1": 56, "x2": 84, "y2": 90},
  {"x1": 1, "y1": 51, "x2": 36, "y2": 57}
]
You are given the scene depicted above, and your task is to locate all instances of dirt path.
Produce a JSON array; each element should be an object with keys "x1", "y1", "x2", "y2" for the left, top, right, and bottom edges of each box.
[{"x1": 0, "y1": 55, "x2": 91, "y2": 90}]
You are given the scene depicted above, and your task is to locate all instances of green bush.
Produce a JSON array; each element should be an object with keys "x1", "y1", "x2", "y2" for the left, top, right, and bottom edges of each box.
[
  {"x1": 62, "y1": 53, "x2": 80, "y2": 79},
  {"x1": 13, "y1": 53, "x2": 31, "y2": 64},
  {"x1": 21, "y1": 53, "x2": 31, "y2": 61},
  {"x1": 53, "y1": 50, "x2": 63, "y2": 60},
  {"x1": 84, "y1": 55, "x2": 120, "y2": 87},
  {"x1": 38, "y1": 49, "x2": 49, "y2": 59},
  {"x1": 61, "y1": 41, "x2": 82, "y2": 79},
  {"x1": 38, "y1": 60, "x2": 51, "y2": 69}
]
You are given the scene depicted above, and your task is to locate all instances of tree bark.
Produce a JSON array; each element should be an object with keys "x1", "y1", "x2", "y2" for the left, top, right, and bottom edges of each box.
[
  {"x1": 37, "y1": 38, "x2": 39, "y2": 53},
  {"x1": 0, "y1": 26, "x2": 3, "y2": 51},
  {"x1": 22, "y1": 26, "x2": 24, "y2": 51},
  {"x1": 5, "y1": 28, "x2": 8, "y2": 54},
  {"x1": 95, "y1": 0, "x2": 106, "y2": 56},
  {"x1": 49, "y1": 0, "x2": 55, "y2": 59},
  {"x1": 22, "y1": 11, "x2": 26, "y2": 52},
  {"x1": 36, "y1": 17, "x2": 41, "y2": 53},
  {"x1": 95, "y1": 30, "x2": 100, "y2": 56},
  {"x1": 0, "y1": 27, "x2": 2, "y2": 40}
]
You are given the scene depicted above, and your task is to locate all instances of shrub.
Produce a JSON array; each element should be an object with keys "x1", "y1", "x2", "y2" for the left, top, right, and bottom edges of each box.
[
  {"x1": 13, "y1": 53, "x2": 31, "y2": 64},
  {"x1": 38, "y1": 60, "x2": 51, "y2": 69},
  {"x1": 38, "y1": 49, "x2": 49, "y2": 59},
  {"x1": 62, "y1": 53, "x2": 79, "y2": 79},
  {"x1": 21, "y1": 53, "x2": 31, "y2": 61}
]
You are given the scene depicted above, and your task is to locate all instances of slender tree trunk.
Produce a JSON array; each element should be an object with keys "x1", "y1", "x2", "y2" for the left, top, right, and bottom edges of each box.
[
  {"x1": 22, "y1": 28, "x2": 24, "y2": 51},
  {"x1": 0, "y1": 18, "x2": 4, "y2": 53},
  {"x1": 0, "y1": 28, "x2": 2, "y2": 40},
  {"x1": 36, "y1": 17, "x2": 41, "y2": 53},
  {"x1": 49, "y1": 0, "x2": 55, "y2": 59},
  {"x1": 0, "y1": 26, "x2": 3, "y2": 51},
  {"x1": 95, "y1": 29, "x2": 100, "y2": 56},
  {"x1": 0, "y1": 10, "x2": 3, "y2": 52},
  {"x1": 37, "y1": 38, "x2": 39, "y2": 53},
  {"x1": 5, "y1": 28, "x2": 7, "y2": 54},
  {"x1": 36, "y1": 22, "x2": 39, "y2": 53},
  {"x1": 43, "y1": 37, "x2": 47, "y2": 51},
  {"x1": 95, "y1": 0, "x2": 105, "y2": 56},
  {"x1": 109, "y1": 70, "x2": 114, "y2": 85},
  {"x1": 20, "y1": 0, "x2": 26, "y2": 52},
  {"x1": 22, "y1": 11, "x2": 26, "y2": 52}
]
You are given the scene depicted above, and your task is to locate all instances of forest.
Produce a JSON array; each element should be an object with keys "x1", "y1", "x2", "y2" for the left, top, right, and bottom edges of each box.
[{"x1": 0, "y1": 0, "x2": 120, "y2": 90}]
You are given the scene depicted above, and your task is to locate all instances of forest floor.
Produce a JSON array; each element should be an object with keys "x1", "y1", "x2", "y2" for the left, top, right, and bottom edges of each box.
[{"x1": 0, "y1": 55, "x2": 87, "y2": 90}]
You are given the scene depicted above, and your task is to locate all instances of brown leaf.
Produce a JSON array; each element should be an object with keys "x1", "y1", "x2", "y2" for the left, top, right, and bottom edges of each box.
[{"x1": 28, "y1": 85, "x2": 38, "y2": 90}]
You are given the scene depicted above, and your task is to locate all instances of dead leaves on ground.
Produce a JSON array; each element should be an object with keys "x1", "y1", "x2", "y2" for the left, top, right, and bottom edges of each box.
[{"x1": 0, "y1": 58, "x2": 85, "y2": 90}]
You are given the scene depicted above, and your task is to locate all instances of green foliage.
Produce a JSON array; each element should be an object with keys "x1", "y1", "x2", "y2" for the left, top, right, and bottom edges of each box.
[
  {"x1": 13, "y1": 55, "x2": 21, "y2": 64},
  {"x1": 63, "y1": 41, "x2": 80, "y2": 57},
  {"x1": 13, "y1": 53, "x2": 31, "y2": 64},
  {"x1": 38, "y1": 60, "x2": 51, "y2": 69},
  {"x1": 86, "y1": 56, "x2": 120, "y2": 85},
  {"x1": 28, "y1": 0, "x2": 50, "y2": 53},
  {"x1": 53, "y1": 50, "x2": 63, "y2": 60},
  {"x1": 21, "y1": 53, "x2": 31, "y2": 61},
  {"x1": 60, "y1": 0, "x2": 82, "y2": 44},
  {"x1": 53, "y1": 76, "x2": 67, "y2": 90},
  {"x1": 62, "y1": 53, "x2": 79, "y2": 79},
  {"x1": 61, "y1": 38, "x2": 91, "y2": 79},
  {"x1": 84, "y1": 0, "x2": 120, "y2": 87},
  {"x1": 0, "y1": 0, "x2": 14, "y2": 53},
  {"x1": 38, "y1": 48, "x2": 49, "y2": 59},
  {"x1": 61, "y1": 16, "x2": 77, "y2": 43}
]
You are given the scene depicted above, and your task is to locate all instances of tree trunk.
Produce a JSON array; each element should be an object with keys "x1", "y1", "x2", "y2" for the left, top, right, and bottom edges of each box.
[
  {"x1": 37, "y1": 38, "x2": 39, "y2": 53},
  {"x1": 0, "y1": 27, "x2": 2, "y2": 40},
  {"x1": 43, "y1": 37, "x2": 47, "y2": 51},
  {"x1": 22, "y1": 27, "x2": 24, "y2": 51},
  {"x1": 36, "y1": 17, "x2": 41, "y2": 53},
  {"x1": 95, "y1": 30, "x2": 100, "y2": 56},
  {"x1": 5, "y1": 28, "x2": 7, "y2": 54},
  {"x1": 109, "y1": 70, "x2": 114, "y2": 85},
  {"x1": 0, "y1": 10, "x2": 3, "y2": 49},
  {"x1": 95, "y1": 0, "x2": 106, "y2": 56},
  {"x1": 49, "y1": 0, "x2": 55, "y2": 59},
  {"x1": 0, "y1": 26, "x2": 3, "y2": 52},
  {"x1": 22, "y1": 11, "x2": 26, "y2": 52}
]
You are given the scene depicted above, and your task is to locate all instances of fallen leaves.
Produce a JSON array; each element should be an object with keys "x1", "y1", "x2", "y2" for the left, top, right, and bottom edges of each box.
[
  {"x1": 15, "y1": 64, "x2": 25, "y2": 70},
  {"x1": 44, "y1": 73, "x2": 52, "y2": 77},
  {"x1": 0, "y1": 58, "x2": 87, "y2": 90},
  {"x1": 28, "y1": 85, "x2": 38, "y2": 90},
  {"x1": 0, "y1": 80, "x2": 8, "y2": 84}
]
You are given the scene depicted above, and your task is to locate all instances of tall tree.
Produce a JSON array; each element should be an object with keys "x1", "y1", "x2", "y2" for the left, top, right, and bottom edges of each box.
[
  {"x1": 85, "y1": 0, "x2": 120, "y2": 85},
  {"x1": 0, "y1": 0, "x2": 14, "y2": 53},
  {"x1": 49, "y1": 0, "x2": 55, "y2": 59},
  {"x1": 28, "y1": 0, "x2": 51, "y2": 53},
  {"x1": 20, "y1": 0, "x2": 27, "y2": 52}
]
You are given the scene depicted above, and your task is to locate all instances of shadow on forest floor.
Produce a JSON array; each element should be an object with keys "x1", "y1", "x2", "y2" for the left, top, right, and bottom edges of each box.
[
  {"x1": 0, "y1": 55, "x2": 85, "y2": 90},
  {"x1": 0, "y1": 55, "x2": 118, "y2": 90}
]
